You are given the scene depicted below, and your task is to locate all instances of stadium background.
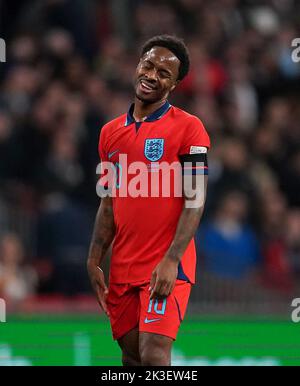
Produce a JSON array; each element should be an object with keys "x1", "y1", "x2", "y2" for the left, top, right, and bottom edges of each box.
[{"x1": 0, "y1": 0, "x2": 300, "y2": 366}]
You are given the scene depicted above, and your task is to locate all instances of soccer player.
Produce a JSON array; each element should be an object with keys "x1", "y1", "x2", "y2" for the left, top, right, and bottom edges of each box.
[{"x1": 87, "y1": 35, "x2": 210, "y2": 366}]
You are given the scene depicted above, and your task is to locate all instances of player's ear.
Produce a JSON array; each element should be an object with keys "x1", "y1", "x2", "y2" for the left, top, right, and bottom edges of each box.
[{"x1": 170, "y1": 80, "x2": 179, "y2": 92}]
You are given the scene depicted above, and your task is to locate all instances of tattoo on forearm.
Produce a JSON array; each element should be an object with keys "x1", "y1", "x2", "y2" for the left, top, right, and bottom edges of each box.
[
  {"x1": 88, "y1": 199, "x2": 115, "y2": 265},
  {"x1": 167, "y1": 207, "x2": 203, "y2": 263},
  {"x1": 167, "y1": 175, "x2": 207, "y2": 262}
]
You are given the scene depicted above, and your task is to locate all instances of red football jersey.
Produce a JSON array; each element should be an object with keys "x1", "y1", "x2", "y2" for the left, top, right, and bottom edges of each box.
[{"x1": 98, "y1": 101, "x2": 210, "y2": 284}]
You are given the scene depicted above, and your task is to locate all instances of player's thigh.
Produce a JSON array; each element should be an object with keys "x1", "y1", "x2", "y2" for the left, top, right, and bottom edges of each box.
[
  {"x1": 107, "y1": 283, "x2": 140, "y2": 341},
  {"x1": 139, "y1": 332, "x2": 173, "y2": 365},
  {"x1": 117, "y1": 327, "x2": 140, "y2": 363}
]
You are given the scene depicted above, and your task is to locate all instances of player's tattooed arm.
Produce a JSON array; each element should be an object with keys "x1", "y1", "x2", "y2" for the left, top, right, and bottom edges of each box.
[
  {"x1": 87, "y1": 196, "x2": 115, "y2": 315},
  {"x1": 150, "y1": 175, "x2": 208, "y2": 299},
  {"x1": 167, "y1": 174, "x2": 208, "y2": 261},
  {"x1": 88, "y1": 196, "x2": 115, "y2": 264}
]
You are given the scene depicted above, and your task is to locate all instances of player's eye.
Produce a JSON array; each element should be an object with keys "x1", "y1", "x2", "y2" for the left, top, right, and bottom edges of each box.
[{"x1": 159, "y1": 70, "x2": 171, "y2": 78}]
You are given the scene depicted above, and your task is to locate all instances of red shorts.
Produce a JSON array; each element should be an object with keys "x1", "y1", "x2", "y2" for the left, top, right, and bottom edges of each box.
[{"x1": 107, "y1": 279, "x2": 191, "y2": 341}]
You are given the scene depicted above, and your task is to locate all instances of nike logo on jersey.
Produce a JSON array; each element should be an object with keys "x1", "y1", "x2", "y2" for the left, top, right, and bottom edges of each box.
[
  {"x1": 144, "y1": 317, "x2": 161, "y2": 324},
  {"x1": 108, "y1": 150, "x2": 119, "y2": 159}
]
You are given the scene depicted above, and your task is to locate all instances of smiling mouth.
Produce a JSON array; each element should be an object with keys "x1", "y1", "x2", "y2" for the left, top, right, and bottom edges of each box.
[{"x1": 139, "y1": 80, "x2": 157, "y2": 92}]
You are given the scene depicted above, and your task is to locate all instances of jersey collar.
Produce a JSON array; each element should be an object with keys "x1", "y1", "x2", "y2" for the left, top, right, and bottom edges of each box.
[{"x1": 125, "y1": 100, "x2": 171, "y2": 126}]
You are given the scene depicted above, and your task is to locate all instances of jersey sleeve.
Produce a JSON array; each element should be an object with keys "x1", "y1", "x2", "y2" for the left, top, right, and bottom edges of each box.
[
  {"x1": 98, "y1": 126, "x2": 108, "y2": 163},
  {"x1": 179, "y1": 116, "x2": 210, "y2": 156}
]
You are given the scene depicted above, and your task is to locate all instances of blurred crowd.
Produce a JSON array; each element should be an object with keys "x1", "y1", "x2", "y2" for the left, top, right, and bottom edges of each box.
[{"x1": 0, "y1": 0, "x2": 300, "y2": 306}]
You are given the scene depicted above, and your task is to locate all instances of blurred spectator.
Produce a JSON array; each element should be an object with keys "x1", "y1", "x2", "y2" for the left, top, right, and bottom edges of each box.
[
  {"x1": 36, "y1": 194, "x2": 93, "y2": 295},
  {"x1": 0, "y1": 110, "x2": 19, "y2": 181},
  {"x1": 285, "y1": 210, "x2": 300, "y2": 277},
  {"x1": 277, "y1": 26, "x2": 300, "y2": 79},
  {"x1": 37, "y1": 128, "x2": 84, "y2": 198},
  {"x1": 0, "y1": 233, "x2": 37, "y2": 305},
  {"x1": 196, "y1": 190, "x2": 261, "y2": 279},
  {"x1": 280, "y1": 149, "x2": 300, "y2": 207},
  {"x1": 208, "y1": 137, "x2": 256, "y2": 214},
  {"x1": 225, "y1": 63, "x2": 258, "y2": 132},
  {"x1": 258, "y1": 188, "x2": 294, "y2": 293}
]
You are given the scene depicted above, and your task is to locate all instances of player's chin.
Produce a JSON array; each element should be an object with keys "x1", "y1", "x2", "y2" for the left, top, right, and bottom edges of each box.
[{"x1": 135, "y1": 90, "x2": 160, "y2": 104}]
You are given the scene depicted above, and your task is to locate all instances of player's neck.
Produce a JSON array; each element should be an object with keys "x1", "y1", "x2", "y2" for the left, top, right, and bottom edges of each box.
[{"x1": 133, "y1": 98, "x2": 167, "y2": 122}]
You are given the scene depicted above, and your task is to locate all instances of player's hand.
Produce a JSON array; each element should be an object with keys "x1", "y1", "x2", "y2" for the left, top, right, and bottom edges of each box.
[
  {"x1": 87, "y1": 261, "x2": 110, "y2": 317},
  {"x1": 150, "y1": 256, "x2": 178, "y2": 300}
]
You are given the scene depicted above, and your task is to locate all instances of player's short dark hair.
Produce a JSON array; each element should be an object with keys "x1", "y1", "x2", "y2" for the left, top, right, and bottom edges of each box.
[{"x1": 140, "y1": 35, "x2": 190, "y2": 81}]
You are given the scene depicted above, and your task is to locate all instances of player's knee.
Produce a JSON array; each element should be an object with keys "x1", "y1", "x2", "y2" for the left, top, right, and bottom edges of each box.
[
  {"x1": 122, "y1": 353, "x2": 141, "y2": 366},
  {"x1": 140, "y1": 346, "x2": 170, "y2": 366}
]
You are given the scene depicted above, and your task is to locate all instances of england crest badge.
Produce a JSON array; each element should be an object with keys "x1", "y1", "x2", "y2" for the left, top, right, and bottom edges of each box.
[{"x1": 144, "y1": 138, "x2": 164, "y2": 162}]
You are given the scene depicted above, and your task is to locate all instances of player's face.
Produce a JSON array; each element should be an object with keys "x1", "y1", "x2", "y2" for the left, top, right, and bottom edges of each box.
[{"x1": 135, "y1": 46, "x2": 180, "y2": 103}]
